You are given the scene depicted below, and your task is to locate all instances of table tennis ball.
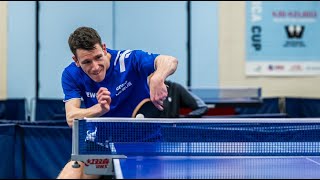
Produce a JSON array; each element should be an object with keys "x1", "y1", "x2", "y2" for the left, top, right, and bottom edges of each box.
[{"x1": 136, "y1": 114, "x2": 145, "y2": 118}]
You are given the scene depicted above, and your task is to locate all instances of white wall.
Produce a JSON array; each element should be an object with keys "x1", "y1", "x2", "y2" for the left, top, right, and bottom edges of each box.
[
  {"x1": 191, "y1": 1, "x2": 218, "y2": 87},
  {"x1": 114, "y1": 1, "x2": 187, "y2": 85},
  {"x1": 6, "y1": 1, "x2": 219, "y2": 100},
  {"x1": 38, "y1": 1, "x2": 114, "y2": 98},
  {"x1": 7, "y1": 1, "x2": 35, "y2": 101}
]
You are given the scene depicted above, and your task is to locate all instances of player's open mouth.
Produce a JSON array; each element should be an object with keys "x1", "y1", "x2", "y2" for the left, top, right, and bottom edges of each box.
[{"x1": 92, "y1": 70, "x2": 101, "y2": 76}]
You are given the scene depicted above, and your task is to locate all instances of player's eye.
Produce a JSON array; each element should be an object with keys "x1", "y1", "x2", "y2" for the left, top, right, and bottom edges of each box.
[{"x1": 95, "y1": 55, "x2": 103, "y2": 60}]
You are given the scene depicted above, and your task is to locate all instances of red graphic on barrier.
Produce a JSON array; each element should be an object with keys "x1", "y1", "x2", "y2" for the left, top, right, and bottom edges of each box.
[{"x1": 83, "y1": 158, "x2": 110, "y2": 168}]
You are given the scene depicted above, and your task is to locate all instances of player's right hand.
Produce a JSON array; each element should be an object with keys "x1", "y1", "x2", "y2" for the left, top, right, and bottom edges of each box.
[
  {"x1": 96, "y1": 87, "x2": 111, "y2": 112},
  {"x1": 148, "y1": 74, "x2": 167, "y2": 111}
]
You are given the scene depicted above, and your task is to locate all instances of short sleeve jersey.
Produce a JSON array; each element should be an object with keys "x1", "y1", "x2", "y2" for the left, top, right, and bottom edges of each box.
[{"x1": 61, "y1": 48, "x2": 159, "y2": 117}]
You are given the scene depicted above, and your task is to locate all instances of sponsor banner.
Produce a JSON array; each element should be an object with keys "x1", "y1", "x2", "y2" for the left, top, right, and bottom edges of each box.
[
  {"x1": 246, "y1": 1, "x2": 320, "y2": 76},
  {"x1": 247, "y1": 61, "x2": 320, "y2": 76}
]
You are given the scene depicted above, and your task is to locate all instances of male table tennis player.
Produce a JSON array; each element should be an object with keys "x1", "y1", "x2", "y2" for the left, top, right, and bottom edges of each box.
[{"x1": 58, "y1": 26, "x2": 178, "y2": 179}]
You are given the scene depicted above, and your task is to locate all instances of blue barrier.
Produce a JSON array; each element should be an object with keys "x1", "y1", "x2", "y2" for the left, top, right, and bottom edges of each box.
[
  {"x1": 285, "y1": 97, "x2": 320, "y2": 118},
  {"x1": 21, "y1": 125, "x2": 72, "y2": 179},
  {"x1": 0, "y1": 99, "x2": 27, "y2": 120},
  {"x1": 0, "y1": 124, "x2": 22, "y2": 178},
  {"x1": 0, "y1": 123, "x2": 72, "y2": 179},
  {"x1": 236, "y1": 97, "x2": 280, "y2": 115}
]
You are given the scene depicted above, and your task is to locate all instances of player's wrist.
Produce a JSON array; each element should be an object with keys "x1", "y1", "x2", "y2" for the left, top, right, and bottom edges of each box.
[
  {"x1": 92, "y1": 104, "x2": 109, "y2": 116},
  {"x1": 149, "y1": 73, "x2": 164, "y2": 86}
]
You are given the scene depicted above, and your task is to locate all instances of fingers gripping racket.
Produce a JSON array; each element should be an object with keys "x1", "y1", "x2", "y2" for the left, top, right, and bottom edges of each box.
[{"x1": 132, "y1": 98, "x2": 162, "y2": 118}]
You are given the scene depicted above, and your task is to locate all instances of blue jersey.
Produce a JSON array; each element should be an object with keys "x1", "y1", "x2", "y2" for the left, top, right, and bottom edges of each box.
[{"x1": 61, "y1": 48, "x2": 159, "y2": 117}]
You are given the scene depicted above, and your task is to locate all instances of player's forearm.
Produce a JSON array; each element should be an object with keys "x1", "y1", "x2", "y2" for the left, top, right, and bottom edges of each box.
[
  {"x1": 66, "y1": 104, "x2": 107, "y2": 127},
  {"x1": 153, "y1": 55, "x2": 178, "y2": 82}
]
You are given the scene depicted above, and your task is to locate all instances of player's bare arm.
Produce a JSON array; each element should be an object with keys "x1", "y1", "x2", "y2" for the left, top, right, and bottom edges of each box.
[
  {"x1": 149, "y1": 55, "x2": 178, "y2": 110},
  {"x1": 65, "y1": 88, "x2": 111, "y2": 127}
]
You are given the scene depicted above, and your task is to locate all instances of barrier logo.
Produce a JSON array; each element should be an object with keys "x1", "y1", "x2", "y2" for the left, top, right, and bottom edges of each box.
[{"x1": 84, "y1": 158, "x2": 110, "y2": 168}]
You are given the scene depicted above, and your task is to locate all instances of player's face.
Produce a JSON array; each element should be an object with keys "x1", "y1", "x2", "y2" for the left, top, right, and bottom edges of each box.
[{"x1": 73, "y1": 43, "x2": 110, "y2": 82}]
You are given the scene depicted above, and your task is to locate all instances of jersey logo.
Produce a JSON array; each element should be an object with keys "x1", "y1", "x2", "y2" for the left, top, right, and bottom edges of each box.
[
  {"x1": 115, "y1": 80, "x2": 133, "y2": 96},
  {"x1": 114, "y1": 50, "x2": 132, "y2": 73},
  {"x1": 86, "y1": 92, "x2": 96, "y2": 98}
]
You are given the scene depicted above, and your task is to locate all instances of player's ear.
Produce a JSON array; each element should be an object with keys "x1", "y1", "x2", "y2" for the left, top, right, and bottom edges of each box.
[
  {"x1": 72, "y1": 56, "x2": 80, "y2": 67},
  {"x1": 102, "y1": 43, "x2": 107, "y2": 54}
]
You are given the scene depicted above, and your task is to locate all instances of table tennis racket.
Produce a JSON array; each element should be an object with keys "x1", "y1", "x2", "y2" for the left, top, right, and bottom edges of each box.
[{"x1": 132, "y1": 98, "x2": 162, "y2": 118}]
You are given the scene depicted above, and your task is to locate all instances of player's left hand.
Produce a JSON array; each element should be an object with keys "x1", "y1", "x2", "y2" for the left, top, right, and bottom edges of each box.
[
  {"x1": 149, "y1": 74, "x2": 167, "y2": 111},
  {"x1": 96, "y1": 87, "x2": 112, "y2": 112}
]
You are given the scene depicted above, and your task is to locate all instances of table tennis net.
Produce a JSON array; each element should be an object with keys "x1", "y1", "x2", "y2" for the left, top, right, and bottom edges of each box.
[{"x1": 75, "y1": 119, "x2": 320, "y2": 156}]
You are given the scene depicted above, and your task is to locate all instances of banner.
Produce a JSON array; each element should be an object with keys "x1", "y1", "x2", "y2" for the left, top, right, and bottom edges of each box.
[{"x1": 246, "y1": 1, "x2": 320, "y2": 76}]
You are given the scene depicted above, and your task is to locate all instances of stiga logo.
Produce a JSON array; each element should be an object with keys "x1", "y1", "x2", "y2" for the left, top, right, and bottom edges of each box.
[
  {"x1": 84, "y1": 158, "x2": 109, "y2": 168},
  {"x1": 283, "y1": 25, "x2": 306, "y2": 47}
]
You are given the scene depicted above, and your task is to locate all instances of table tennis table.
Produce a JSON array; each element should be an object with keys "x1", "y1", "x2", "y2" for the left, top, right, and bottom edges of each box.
[
  {"x1": 71, "y1": 118, "x2": 320, "y2": 179},
  {"x1": 189, "y1": 87, "x2": 262, "y2": 107},
  {"x1": 183, "y1": 87, "x2": 264, "y2": 117},
  {"x1": 114, "y1": 155, "x2": 320, "y2": 179}
]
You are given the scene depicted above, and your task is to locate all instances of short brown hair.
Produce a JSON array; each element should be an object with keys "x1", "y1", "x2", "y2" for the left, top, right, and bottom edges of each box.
[{"x1": 68, "y1": 27, "x2": 102, "y2": 56}]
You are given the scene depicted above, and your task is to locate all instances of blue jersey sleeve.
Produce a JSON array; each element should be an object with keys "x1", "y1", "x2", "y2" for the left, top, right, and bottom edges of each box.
[
  {"x1": 61, "y1": 69, "x2": 82, "y2": 101},
  {"x1": 131, "y1": 50, "x2": 159, "y2": 78}
]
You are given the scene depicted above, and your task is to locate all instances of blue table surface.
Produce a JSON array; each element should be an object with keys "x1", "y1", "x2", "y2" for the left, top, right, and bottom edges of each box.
[{"x1": 114, "y1": 156, "x2": 320, "y2": 179}]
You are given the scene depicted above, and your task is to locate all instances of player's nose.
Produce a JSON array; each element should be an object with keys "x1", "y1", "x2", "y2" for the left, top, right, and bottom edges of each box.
[{"x1": 91, "y1": 61, "x2": 100, "y2": 72}]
